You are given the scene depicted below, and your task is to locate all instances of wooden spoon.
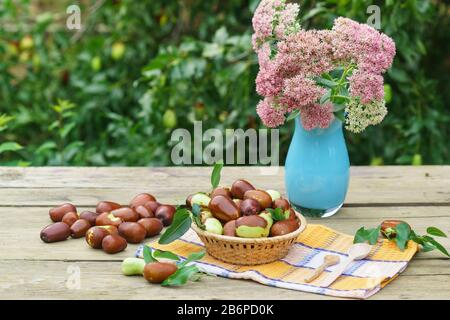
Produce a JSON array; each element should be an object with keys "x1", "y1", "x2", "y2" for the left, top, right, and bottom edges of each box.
[
  {"x1": 304, "y1": 255, "x2": 340, "y2": 283},
  {"x1": 319, "y1": 243, "x2": 372, "y2": 288}
]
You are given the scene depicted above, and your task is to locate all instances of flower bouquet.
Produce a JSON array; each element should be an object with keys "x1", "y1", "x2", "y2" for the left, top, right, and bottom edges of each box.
[{"x1": 252, "y1": 0, "x2": 396, "y2": 217}]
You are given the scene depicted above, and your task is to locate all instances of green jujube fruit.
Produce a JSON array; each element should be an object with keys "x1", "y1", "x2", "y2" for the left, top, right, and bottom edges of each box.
[
  {"x1": 236, "y1": 225, "x2": 267, "y2": 238},
  {"x1": 259, "y1": 212, "x2": 273, "y2": 237},
  {"x1": 265, "y1": 189, "x2": 281, "y2": 202},
  {"x1": 204, "y1": 218, "x2": 223, "y2": 235},
  {"x1": 191, "y1": 193, "x2": 211, "y2": 207},
  {"x1": 122, "y1": 257, "x2": 146, "y2": 276}
]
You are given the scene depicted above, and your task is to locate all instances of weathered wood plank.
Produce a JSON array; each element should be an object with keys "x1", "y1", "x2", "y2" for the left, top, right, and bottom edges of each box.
[
  {"x1": 0, "y1": 166, "x2": 449, "y2": 205},
  {"x1": 0, "y1": 260, "x2": 448, "y2": 300},
  {"x1": 1, "y1": 206, "x2": 448, "y2": 261}
]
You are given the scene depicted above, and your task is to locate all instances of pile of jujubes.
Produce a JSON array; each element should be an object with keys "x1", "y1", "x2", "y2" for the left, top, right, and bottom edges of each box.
[
  {"x1": 186, "y1": 179, "x2": 300, "y2": 238},
  {"x1": 40, "y1": 193, "x2": 175, "y2": 254}
]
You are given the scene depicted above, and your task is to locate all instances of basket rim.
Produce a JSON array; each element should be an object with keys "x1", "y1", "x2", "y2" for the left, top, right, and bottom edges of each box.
[{"x1": 191, "y1": 211, "x2": 307, "y2": 243}]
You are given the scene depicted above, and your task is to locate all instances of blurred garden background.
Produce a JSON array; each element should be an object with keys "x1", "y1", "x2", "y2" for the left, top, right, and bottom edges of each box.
[{"x1": 0, "y1": 0, "x2": 449, "y2": 166}]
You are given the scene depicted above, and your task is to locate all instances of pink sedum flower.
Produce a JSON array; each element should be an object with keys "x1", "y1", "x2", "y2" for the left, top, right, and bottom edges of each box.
[
  {"x1": 282, "y1": 75, "x2": 326, "y2": 109},
  {"x1": 349, "y1": 70, "x2": 384, "y2": 104},
  {"x1": 256, "y1": 97, "x2": 286, "y2": 128},
  {"x1": 251, "y1": 1, "x2": 395, "y2": 132},
  {"x1": 300, "y1": 103, "x2": 334, "y2": 131}
]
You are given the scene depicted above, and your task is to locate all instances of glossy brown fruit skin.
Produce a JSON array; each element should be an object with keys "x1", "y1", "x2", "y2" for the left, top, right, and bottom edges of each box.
[
  {"x1": 270, "y1": 219, "x2": 299, "y2": 237},
  {"x1": 61, "y1": 211, "x2": 78, "y2": 227},
  {"x1": 185, "y1": 194, "x2": 194, "y2": 208},
  {"x1": 143, "y1": 262, "x2": 177, "y2": 283},
  {"x1": 86, "y1": 226, "x2": 110, "y2": 249},
  {"x1": 129, "y1": 193, "x2": 156, "y2": 208},
  {"x1": 223, "y1": 220, "x2": 237, "y2": 237},
  {"x1": 273, "y1": 198, "x2": 290, "y2": 211},
  {"x1": 95, "y1": 212, "x2": 123, "y2": 227},
  {"x1": 239, "y1": 198, "x2": 262, "y2": 216},
  {"x1": 96, "y1": 201, "x2": 121, "y2": 214},
  {"x1": 243, "y1": 189, "x2": 272, "y2": 209},
  {"x1": 210, "y1": 187, "x2": 232, "y2": 199},
  {"x1": 40, "y1": 222, "x2": 71, "y2": 243},
  {"x1": 287, "y1": 208, "x2": 296, "y2": 220},
  {"x1": 111, "y1": 207, "x2": 139, "y2": 222},
  {"x1": 208, "y1": 195, "x2": 240, "y2": 222},
  {"x1": 381, "y1": 220, "x2": 410, "y2": 239},
  {"x1": 98, "y1": 225, "x2": 119, "y2": 235},
  {"x1": 155, "y1": 205, "x2": 176, "y2": 226},
  {"x1": 135, "y1": 205, "x2": 154, "y2": 219},
  {"x1": 102, "y1": 235, "x2": 127, "y2": 254},
  {"x1": 49, "y1": 203, "x2": 77, "y2": 222},
  {"x1": 70, "y1": 219, "x2": 91, "y2": 238},
  {"x1": 118, "y1": 222, "x2": 147, "y2": 243},
  {"x1": 79, "y1": 211, "x2": 99, "y2": 226},
  {"x1": 236, "y1": 215, "x2": 267, "y2": 228},
  {"x1": 138, "y1": 218, "x2": 163, "y2": 237},
  {"x1": 144, "y1": 201, "x2": 160, "y2": 214},
  {"x1": 230, "y1": 179, "x2": 255, "y2": 199}
]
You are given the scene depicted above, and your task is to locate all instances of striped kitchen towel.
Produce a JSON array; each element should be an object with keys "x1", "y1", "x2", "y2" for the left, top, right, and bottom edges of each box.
[{"x1": 136, "y1": 224, "x2": 418, "y2": 299}]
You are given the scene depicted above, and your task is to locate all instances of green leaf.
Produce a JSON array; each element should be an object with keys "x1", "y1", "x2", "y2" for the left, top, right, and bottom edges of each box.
[
  {"x1": 191, "y1": 204, "x2": 205, "y2": 229},
  {"x1": 143, "y1": 246, "x2": 156, "y2": 264},
  {"x1": 266, "y1": 208, "x2": 288, "y2": 221},
  {"x1": 286, "y1": 110, "x2": 299, "y2": 121},
  {"x1": 426, "y1": 227, "x2": 447, "y2": 238},
  {"x1": 421, "y1": 242, "x2": 436, "y2": 252},
  {"x1": 367, "y1": 226, "x2": 381, "y2": 245},
  {"x1": 313, "y1": 76, "x2": 339, "y2": 88},
  {"x1": 211, "y1": 162, "x2": 223, "y2": 189},
  {"x1": 427, "y1": 238, "x2": 450, "y2": 257},
  {"x1": 333, "y1": 110, "x2": 345, "y2": 122},
  {"x1": 179, "y1": 250, "x2": 206, "y2": 268},
  {"x1": 0, "y1": 142, "x2": 23, "y2": 154},
  {"x1": 152, "y1": 250, "x2": 180, "y2": 261},
  {"x1": 395, "y1": 223, "x2": 411, "y2": 250},
  {"x1": 319, "y1": 90, "x2": 331, "y2": 104},
  {"x1": 161, "y1": 265, "x2": 200, "y2": 286},
  {"x1": 354, "y1": 227, "x2": 368, "y2": 244},
  {"x1": 158, "y1": 208, "x2": 192, "y2": 245}
]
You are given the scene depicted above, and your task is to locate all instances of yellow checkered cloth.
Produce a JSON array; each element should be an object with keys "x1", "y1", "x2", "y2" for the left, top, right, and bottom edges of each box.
[{"x1": 136, "y1": 224, "x2": 418, "y2": 299}]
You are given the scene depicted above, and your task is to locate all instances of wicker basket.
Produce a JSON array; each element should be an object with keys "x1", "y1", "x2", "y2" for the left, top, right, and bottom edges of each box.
[{"x1": 191, "y1": 212, "x2": 307, "y2": 265}]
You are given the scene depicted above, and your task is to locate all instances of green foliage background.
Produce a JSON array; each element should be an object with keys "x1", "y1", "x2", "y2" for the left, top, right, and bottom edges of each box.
[{"x1": 0, "y1": 0, "x2": 449, "y2": 166}]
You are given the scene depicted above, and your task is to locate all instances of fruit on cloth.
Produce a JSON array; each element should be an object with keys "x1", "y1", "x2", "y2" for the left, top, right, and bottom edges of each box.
[{"x1": 143, "y1": 262, "x2": 177, "y2": 283}]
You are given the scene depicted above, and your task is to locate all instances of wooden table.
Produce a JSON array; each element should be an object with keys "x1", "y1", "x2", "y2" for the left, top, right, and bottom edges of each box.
[{"x1": 0, "y1": 166, "x2": 449, "y2": 300}]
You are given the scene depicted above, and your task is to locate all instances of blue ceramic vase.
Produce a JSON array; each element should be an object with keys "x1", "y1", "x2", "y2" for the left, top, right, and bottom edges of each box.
[{"x1": 285, "y1": 116, "x2": 350, "y2": 217}]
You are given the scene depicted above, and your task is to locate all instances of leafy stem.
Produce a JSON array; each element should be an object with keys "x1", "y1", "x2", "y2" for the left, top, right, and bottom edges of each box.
[{"x1": 353, "y1": 222, "x2": 449, "y2": 257}]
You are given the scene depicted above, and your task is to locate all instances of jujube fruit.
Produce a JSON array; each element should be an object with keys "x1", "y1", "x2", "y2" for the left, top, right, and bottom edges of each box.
[
  {"x1": 40, "y1": 222, "x2": 71, "y2": 243},
  {"x1": 70, "y1": 219, "x2": 91, "y2": 238},
  {"x1": 143, "y1": 262, "x2": 178, "y2": 283},
  {"x1": 129, "y1": 193, "x2": 156, "y2": 208},
  {"x1": 102, "y1": 234, "x2": 127, "y2": 254},
  {"x1": 96, "y1": 201, "x2": 121, "y2": 214},
  {"x1": 111, "y1": 207, "x2": 139, "y2": 222},
  {"x1": 208, "y1": 195, "x2": 239, "y2": 222},
  {"x1": 49, "y1": 203, "x2": 77, "y2": 222},
  {"x1": 61, "y1": 211, "x2": 78, "y2": 227},
  {"x1": 243, "y1": 189, "x2": 272, "y2": 209},
  {"x1": 155, "y1": 205, "x2": 176, "y2": 226},
  {"x1": 118, "y1": 222, "x2": 147, "y2": 243},
  {"x1": 230, "y1": 179, "x2": 255, "y2": 199},
  {"x1": 138, "y1": 218, "x2": 163, "y2": 237}
]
